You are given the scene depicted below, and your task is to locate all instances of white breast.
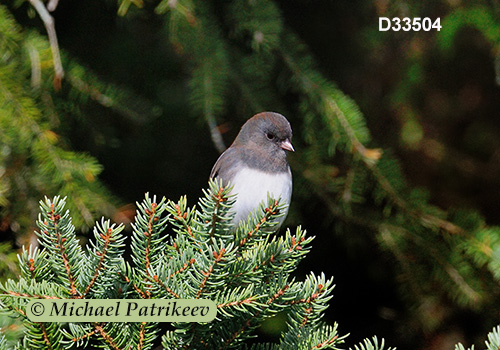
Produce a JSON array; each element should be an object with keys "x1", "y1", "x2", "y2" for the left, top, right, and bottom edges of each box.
[{"x1": 228, "y1": 167, "x2": 292, "y2": 228}]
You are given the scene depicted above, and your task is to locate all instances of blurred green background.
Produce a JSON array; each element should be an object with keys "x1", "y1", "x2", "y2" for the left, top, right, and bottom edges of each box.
[{"x1": 1, "y1": 0, "x2": 500, "y2": 349}]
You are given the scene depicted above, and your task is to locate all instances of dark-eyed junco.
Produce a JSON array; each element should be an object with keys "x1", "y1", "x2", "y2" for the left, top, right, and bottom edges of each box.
[{"x1": 210, "y1": 112, "x2": 294, "y2": 229}]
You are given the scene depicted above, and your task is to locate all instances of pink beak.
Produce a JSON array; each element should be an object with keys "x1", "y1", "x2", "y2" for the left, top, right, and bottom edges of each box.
[{"x1": 281, "y1": 139, "x2": 295, "y2": 152}]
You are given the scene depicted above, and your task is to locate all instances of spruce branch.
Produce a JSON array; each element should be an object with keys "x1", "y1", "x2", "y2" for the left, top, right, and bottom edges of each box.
[
  {"x1": 17, "y1": 246, "x2": 51, "y2": 282},
  {"x1": 116, "y1": 0, "x2": 144, "y2": 16},
  {"x1": 157, "y1": 0, "x2": 229, "y2": 154},
  {"x1": 370, "y1": 160, "x2": 464, "y2": 235},
  {"x1": 485, "y1": 325, "x2": 500, "y2": 350},
  {"x1": 455, "y1": 325, "x2": 500, "y2": 350},
  {"x1": 93, "y1": 322, "x2": 120, "y2": 350},
  {"x1": 78, "y1": 219, "x2": 125, "y2": 298},
  {"x1": 210, "y1": 187, "x2": 230, "y2": 236},
  {"x1": 307, "y1": 161, "x2": 489, "y2": 307},
  {"x1": 280, "y1": 37, "x2": 464, "y2": 238},
  {"x1": 35, "y1": 196, "x2": 81, "y2": 297},
  {"x1": 3, "y1": 2, "x2": 499, "y2": 348},
  {"x1": 273, "y1": 30, "x2": 495, "y2": 309},
  {"x1": 168, "y1": 195, "x2": 196, "y2": 239},
  {"x1": 151, "y1": 274, "x2": 181, "y2": 298},
  {"x1": 0, "y1": 185, "x2": 402, "y2": 349},
  {"x1": 281, "y1": 322, "x2": 345, "y2": 350},
  {"x1": 24, "y1": 320, "x2": 63, "y2": 350},
  {"x1": 197, "y1": 180, "x2": 235, "y2": 241},
  {"x1": 130, "y1": 194, "x2": 170, "y2": 299},
  {"x1": 0, "y1": 279, "x2": 65, "y2": 302},
  {"x1": 66, "y1": 62, "x2": 161, "y2": 123},
  {"x1": 349, "y1": 337, "x2": 394, "y2": 350},
  {"x1": 65, "y1": 323, "x2": 95, "y2": 349},
  {"x1": 0, "y1": 49, "x2": 116, "y2": 229}
]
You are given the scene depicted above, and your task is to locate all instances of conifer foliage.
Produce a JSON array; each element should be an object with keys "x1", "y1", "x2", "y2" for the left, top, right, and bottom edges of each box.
[
  {"x1": 0, "y1": 182, "x2": 345, "y2": 349},
  {"x1": 141, "y1": 0, "x2": 500, "y2": 336},
  {"x1": 0, "y1": 4, "x2": 118, "y2": 235},
  {"x1": 2, "y1": 0, "x2": 500, "y2": 348}
]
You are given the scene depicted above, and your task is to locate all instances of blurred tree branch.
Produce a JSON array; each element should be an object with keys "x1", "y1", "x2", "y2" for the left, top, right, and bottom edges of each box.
[{"x1": 28, "y1": 0, "x2": 64, "y2": 89}]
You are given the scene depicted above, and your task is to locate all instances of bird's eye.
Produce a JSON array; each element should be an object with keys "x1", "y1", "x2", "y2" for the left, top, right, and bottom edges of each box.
[{"x1": 266, "y1": 132, "x2": 275, "y2": 140}]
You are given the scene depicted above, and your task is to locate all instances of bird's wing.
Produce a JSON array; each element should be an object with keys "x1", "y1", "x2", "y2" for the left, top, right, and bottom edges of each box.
[{"x1": 209, "y1": 147, "x2": 239, "y2": 184}]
